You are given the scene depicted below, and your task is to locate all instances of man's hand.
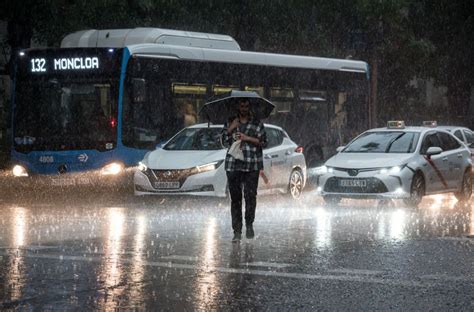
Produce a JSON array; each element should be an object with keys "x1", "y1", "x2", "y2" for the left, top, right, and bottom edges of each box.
[
  {"x1": 228, "y1": 118, "x2": 240, "y2": 133},
  {"x1": 238, "y1": 132, "x2": 260, "y2": 145}
]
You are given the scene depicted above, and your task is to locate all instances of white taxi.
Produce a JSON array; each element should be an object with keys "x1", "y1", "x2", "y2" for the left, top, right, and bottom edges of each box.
[
  {"x1": 134, "y1": 123, "x2": 306, "y2": 199},
  {"x1": 316, "y1": 121, "x2": 472, "y2": 207}
]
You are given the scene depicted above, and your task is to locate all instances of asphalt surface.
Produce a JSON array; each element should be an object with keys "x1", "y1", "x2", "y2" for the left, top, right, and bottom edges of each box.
[{"x1": 0, "y1": 188, "x2": 473, "y2": 311}]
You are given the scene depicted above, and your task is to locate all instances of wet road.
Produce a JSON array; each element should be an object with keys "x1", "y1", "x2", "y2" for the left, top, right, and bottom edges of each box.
[{"x1": 0, "y1": 191, "x2": 473, "y2": 310}]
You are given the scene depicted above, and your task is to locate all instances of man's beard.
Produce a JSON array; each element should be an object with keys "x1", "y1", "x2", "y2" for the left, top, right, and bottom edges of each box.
[{"x1": 239, "y1": 111, "x2": 249, "y2": 118}]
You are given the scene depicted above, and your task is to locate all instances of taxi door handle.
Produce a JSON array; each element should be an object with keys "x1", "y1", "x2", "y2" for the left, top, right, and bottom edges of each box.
[
  {"x1": 442, "y1": 157, "x2": 448, "y2": 161},
  {"x1": 285, "y1": 150, "x2": 292, "y2": 155},
  {"x1": 457, "y1": 153, "x2": 463, "y2": 158}
]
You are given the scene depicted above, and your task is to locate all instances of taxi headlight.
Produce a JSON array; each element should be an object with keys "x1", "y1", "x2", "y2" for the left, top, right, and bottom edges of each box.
[
  {"x1": 379, "y1": 165, "x2": 403, "y2": 175},
  {"x1": 101, "y1": 162, "x2": 124, "y2": 175},
  {"x1": 12, "y1": 165, "x2": 28, "y2": 177},
  {"x1": 138, "y1": 162, "x2": 148, "y2": 172}
]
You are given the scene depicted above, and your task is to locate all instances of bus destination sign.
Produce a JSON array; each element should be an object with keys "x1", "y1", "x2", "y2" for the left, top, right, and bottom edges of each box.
[{"x1": 30, "y1": 56, "x2": 100, "y2": 73}]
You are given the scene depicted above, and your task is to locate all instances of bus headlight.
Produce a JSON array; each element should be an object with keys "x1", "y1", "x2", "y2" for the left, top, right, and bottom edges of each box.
[
  {"x1": 101, "y1": 162, "x2": 124, "y2": 175},
  {"x1": 12, "y1": 165, "x2": 28, "y2": 177}
]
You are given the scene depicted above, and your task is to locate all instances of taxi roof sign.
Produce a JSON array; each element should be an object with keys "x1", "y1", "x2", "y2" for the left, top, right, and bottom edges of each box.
[
  {"x1": 422, "y1": 120, "x2": 437, "y2": 127},
  {"x1": 387, "y1": 121, "x2": 405, "y2": 129}
]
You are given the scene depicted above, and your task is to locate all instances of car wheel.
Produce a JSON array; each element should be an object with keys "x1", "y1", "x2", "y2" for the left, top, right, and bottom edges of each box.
[
  {"x1": 288, "y1": 169, "x2": 304, "y2": 199},
  {"x1": 454, "y1": 170, "x2": 472, "y2": 202},
  {"x1": 323, "y1": 195, "x2": 341, "y2": 206},
  {"x1": 403, "y1": 172, "x2": 425, "y2": 207}
]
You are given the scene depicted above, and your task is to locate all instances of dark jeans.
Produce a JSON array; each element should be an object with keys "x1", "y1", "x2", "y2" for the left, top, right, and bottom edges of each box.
[{"x1": 226, "y1": 170, "x2": 259, "y2": 234}]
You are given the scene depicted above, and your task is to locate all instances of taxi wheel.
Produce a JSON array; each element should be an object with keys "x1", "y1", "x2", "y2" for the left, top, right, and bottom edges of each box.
[
  {"x1": 404, "y1": 172, "x2": 425, "y2": 207},
  {"x1": 323, "y1": 195, "x2": 341, "y2": 206},
  {"x1": 288, "y1": 169, "x2": 304, "y2": 199},
  {"x1": 454, "y1": 170, "x2": 472, "y2": 202}
]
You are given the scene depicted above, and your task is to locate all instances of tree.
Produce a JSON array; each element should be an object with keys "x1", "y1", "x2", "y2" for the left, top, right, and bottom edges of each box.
[{"x1": 411, "y1": 0, "x2": 474, "y2": 125}]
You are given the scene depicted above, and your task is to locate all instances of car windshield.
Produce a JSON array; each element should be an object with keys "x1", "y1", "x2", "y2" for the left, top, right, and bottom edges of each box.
[
  {"x1": 164, "y1": 128, "x2": 224, "y2": 151},
  {"x1": 343, "y1": 131, "x2": 420, "y2": 153}
]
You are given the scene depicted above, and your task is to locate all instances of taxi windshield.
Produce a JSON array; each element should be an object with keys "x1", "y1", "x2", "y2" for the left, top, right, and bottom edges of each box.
[
  {"x1": 344, "y1": 131, "x2": 420, "y2": 153},
  {"x1": 164, "y1": 128, "x2": 224, "y2": 151}
]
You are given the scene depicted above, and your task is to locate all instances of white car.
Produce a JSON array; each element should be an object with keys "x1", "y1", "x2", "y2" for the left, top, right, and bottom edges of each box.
[
  {"x1": 316, "y1": 121, "x2": 472, "y2": 207},
  {"x1": 134, "y1": 123, "x2": 306, "y2": 198},
  {"x1": 438, "y1": 126, "x2": 474, "y2": 155}
]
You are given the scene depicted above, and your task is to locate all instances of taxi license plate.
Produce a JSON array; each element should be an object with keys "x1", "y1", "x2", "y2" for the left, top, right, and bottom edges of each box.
[
  {"x1": 154, "y1": 181, "x2": 180, "y2": 189},
  {"x1": 51, "y1": 178, "x2": 76, "y2": 186},
  {"x1": 339, "y1": 179, "x2": 367, "y2": 187}
]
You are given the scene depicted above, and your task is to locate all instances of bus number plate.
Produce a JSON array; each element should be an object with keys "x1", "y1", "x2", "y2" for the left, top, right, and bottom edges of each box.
[{"x1": 154, "y1": 181, "x2": 180, "y2": 189}]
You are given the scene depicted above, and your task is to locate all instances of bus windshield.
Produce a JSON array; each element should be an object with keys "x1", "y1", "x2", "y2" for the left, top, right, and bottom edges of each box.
[{"x1": 14, "y1": 77, "x2": 119, "y2": 152}]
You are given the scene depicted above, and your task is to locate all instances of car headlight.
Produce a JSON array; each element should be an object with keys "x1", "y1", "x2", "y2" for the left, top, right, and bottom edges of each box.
[
  {"x1": 194, "y1": 160, "x2": 224, "y2": 174},
  {"x1": 12, "y1": 165, "x2": 28, "y2": 177},
  {"x1": 313, "y1": 165, "x2": 334, "y2": 175},
  {"x1": 138, "y1": 162, "x2": 148, "y2": 172},
  {"x1": 101, "y1": 162, "x2": 124, "y2": 175},
  {"x1": 379, "y1": 165, "x2": 403, "y2": 175}
]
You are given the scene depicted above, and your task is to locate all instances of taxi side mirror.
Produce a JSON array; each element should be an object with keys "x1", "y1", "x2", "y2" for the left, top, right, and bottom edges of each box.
[
  {"x1": 336, "y1": 146, "x2": 345, "y2": 152},
  {"x1": 426, "y1": 146, "x2": 443, "y2": 157}
]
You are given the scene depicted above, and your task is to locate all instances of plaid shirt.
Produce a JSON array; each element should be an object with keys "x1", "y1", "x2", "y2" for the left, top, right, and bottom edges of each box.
[{"x1": 222, "y1": 118, "x2": 266, "y2": 172}]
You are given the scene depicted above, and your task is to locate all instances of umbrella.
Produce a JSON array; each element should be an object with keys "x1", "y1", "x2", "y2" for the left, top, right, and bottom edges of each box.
[{"x1": 199, "y1": 90, "x2": 275, "y2": 124}]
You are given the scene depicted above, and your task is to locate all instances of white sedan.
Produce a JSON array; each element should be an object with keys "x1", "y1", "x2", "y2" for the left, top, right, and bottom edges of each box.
[
  {"x1": 316, "y1": 122, "x2": 472, "y2": 207},
  {"x1": 134, "y1": 123, "x2": 306, "y2": 198}
]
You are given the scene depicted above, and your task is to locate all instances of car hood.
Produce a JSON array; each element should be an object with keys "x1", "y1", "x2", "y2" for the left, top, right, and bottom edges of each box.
[
  {"x1": 325, "y1": 152, "x2": 414, "y2": 169},
  {"x1": 144, "y1": 149, "x2": 226, "y2": 169}
]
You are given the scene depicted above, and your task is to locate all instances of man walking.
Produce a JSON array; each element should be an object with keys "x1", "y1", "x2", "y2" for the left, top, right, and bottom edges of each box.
[{"x1": 222, "y1": 98, "x2": 266, "y2": 242}]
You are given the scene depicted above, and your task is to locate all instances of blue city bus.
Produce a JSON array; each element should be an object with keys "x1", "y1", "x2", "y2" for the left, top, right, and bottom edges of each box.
[{"x1": 10, "y1": 28, "x2": 369, "y2": 188}]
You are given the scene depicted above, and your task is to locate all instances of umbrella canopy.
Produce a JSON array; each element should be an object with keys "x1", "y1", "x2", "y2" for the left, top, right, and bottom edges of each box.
[{"x1": 199, "y1": 90, "x2": 275, "y2": 124}]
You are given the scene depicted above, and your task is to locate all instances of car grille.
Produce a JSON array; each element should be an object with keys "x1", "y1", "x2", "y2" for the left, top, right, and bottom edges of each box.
[
  {"x1": 324, "y1": 177, "x2": 388, "y2": 193},
  {"x1": 332, "y1": 167, "x2": 379, "y2": 176},
  {"x1": 146, "y1": 169, "x2": 192, "y2": 186}
]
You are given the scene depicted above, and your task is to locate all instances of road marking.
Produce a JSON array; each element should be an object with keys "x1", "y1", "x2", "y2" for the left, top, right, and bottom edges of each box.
[
  {"x1": 244, "y1": 261, "x2": 292, "y2": 269},
  {"x1": 160, "y1": 256, "x2": 292, "y2": 268},
  {"x1": 0, "y1": 251, "x2": 449, "y2": 288},
  {"x1": 161, "y1": 255, "x2": 199, "y2": 262},
  {"x1": 328, "y1": 268, "x2": 383, "y2": 275},
  {"x1": 0, "y1": 245, "x2": 59, "y2": 251},
  {"x1": 438, "y1": 236, "x2": 474, "y2": 243},
  {"x1": 421, "y1": 274, "x2": 474, "y2": 282}
]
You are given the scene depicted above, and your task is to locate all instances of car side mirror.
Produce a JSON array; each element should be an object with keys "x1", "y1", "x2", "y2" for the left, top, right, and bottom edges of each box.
[
  {"x1": 132, "y1": 78, "x2": 147, "y2": 103},
  {"x1": 426, "y1": 146, "x2": 443, "y2": 157},
  {"x1": 336, "y1": 146, "x2": 345, "y2": 152}
]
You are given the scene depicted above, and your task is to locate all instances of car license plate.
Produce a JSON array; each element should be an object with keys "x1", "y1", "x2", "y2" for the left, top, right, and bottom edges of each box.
[
  {"x1": 154, "y1": 181, "x2": 180, "y2": 189},
  {"x1": 339, "y1": 179, "x2": 367, "y2": 187},
  {"x1": 77, "y1": 177, "x2": 91, "y2": 185},
  {"x1": 51, "y1": 178, "x2": 76, "y2": 186}
]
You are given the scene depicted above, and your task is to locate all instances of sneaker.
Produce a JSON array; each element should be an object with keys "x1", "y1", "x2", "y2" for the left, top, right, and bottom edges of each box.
[
  {"x1": 246, "y1": 226, "x2": 255, "y2": 239},
  {"x1": 232, "y1": 233, "x2": 242, "y2": 242}
]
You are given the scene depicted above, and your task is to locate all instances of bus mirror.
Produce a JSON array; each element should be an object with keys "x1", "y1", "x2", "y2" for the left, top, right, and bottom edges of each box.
[{"x1": 132, "y1": 78, "x2": 146, "y2": 103}]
